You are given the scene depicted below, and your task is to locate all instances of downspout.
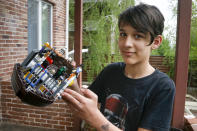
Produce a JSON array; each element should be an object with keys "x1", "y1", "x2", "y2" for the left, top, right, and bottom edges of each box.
[{"x1": 65, "y1": 0, "x2": 69, "y2": 59}]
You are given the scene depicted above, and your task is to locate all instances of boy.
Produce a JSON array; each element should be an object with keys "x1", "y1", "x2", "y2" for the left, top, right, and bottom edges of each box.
[{"x1": 62, "y1": 3, "x2": 175, "y2": 131}]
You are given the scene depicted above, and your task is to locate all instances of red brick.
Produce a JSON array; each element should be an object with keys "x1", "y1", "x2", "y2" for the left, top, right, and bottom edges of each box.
[
  {"x1": 34, "y1": 110, "x2": 49, "y2": 115},
  {"x1": 7, "y1": 103, "x2": 26, "y2": 108},
  {"x1": 6, "y1": 114, "x2": 24, "y2": 120},
  {"x1": 35, "y1": 118, "x2": 47, "y2": 123},
  {"x1": 29, "y1": 122, "x2": 41, "y2": 127},
  {"x1": 29, "y1": 113, "x2": 41, "y2": 118},
  {"x1": 23, "y1": 121, "x2": 30, "y2": 125},
  {"x1": 41, "y1": 123, "x2": 53, "y2": 128},
  {"x1": 12, "y1": 107, "x2": 26, "y2": 112},
  {"x1": 41, "y1": 114, "x2": 52, "y2": 120},
  {"x1": 65, "y1": 117, "x2": 74, "y2": 122},
  {"x1": 0, "y1": 48, "x2": 10, "y2": 51},
  {"x1": 53, "y1": 125, "x2": 66, "y2": 130},
  {"x1": 8, "y1": 110, "x2": 28, "y2": 117},
  {"x1": 59, "y1": 121, "x2": 72, "y2": 126},
  {"x1": 53, "y1": 116, "x2": 65, "y2": 121},
  {"x1": 47, "y1": 120, "x2": 58, "y2": 124},
  {"x1": 0, "y1": 81, "x2": 11, "y2": 85},
  {"x1": 1, "y1": 88, "x2": 13, "y2": 93},
  {"x1": 0, "y1": 40, "x2": 6, "y2": 43},
  {"x1": 66, "y1": 126, "x2": 74, "y2": 131},
  {"x1": 11, "y1": 99, "x2": 21, "y2": 103},
  {"x1": 1, "y1": 106, "x2": 12, "y2": 111}
]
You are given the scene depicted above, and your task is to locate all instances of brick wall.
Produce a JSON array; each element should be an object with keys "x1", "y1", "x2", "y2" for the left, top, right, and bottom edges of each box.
[
  {"x1": 0, "y1": 0, "x2": 79, "y2": 130},
  {"x1": 52, "y1": 0, "x2": 67, "y2": 50},
  {"x1": 0, "y1": 0, "x2": 28, "y2": 81}
]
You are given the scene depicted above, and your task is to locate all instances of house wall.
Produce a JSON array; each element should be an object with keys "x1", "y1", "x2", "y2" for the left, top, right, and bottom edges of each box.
[
  {"x1": 0, "y1": 0, "x2": 78, "y2": 130},
  {"x1": 0, "y1": 0, "x2": 28, "y2": 81}
]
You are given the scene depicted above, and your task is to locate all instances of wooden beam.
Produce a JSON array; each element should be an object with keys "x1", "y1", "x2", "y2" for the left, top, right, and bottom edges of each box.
[
  {"x1": 73, "y1": 0, "x2": 83, "y2": 130},
  {"x1": 172, "y1": 0, "x2": 192, "y2": 129},
  {"x1": 74, "y1": 0, "x2": 83, "y2": 88}
]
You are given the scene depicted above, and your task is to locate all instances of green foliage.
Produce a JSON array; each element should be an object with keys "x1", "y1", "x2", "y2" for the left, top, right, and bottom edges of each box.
[
  {"x1": 188, "y1": 0, "x2": 197, "y2": 87},
  {"x1": 81, "y1": 0, "x2": 134, "y2": 82},
  {"x1": 151, "y1": 36, "x2": 175, "y2": 78},
  {"x1": 152, "y1": 37, "x2": 174, "y2": 56},
  {"x1": 190, "y1": 0, "x2": 197, "y2": 61}
]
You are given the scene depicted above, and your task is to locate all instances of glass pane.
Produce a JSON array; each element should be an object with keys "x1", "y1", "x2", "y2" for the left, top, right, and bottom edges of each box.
[
  {"x1": 28, "y1": 0, "x2": 39, "y2": 53},
  {"x1": 42, "y1": 2, "x2": 52, "y2": 45}
]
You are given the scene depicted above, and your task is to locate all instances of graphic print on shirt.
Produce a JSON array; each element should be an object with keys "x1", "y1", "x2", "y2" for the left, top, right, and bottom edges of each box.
[{"x1": 104, "y1": 94, "x2": 128, "y2": 130}]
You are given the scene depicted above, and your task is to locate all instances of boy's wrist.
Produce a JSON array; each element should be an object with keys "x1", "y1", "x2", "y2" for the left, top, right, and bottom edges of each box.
[
  {"x1": 93, "y1": 110, "x2": 110, "y2": 130},
  {"x1": 91, "y1": 110, "x2": 121, "y2": 131}
]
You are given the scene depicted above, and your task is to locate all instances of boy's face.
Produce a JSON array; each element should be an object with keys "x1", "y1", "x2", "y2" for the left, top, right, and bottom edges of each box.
[{"x1": 118, "y1": 25, "x2": 152, "y2": 66}]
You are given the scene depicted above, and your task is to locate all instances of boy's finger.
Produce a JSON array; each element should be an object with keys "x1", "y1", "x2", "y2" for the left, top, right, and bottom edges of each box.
[
  {"x1": 64, "y1": 89, "x2": 86, "y2": 104},
  {"x1": 71, "y1": 61, "x2": 76, "y2": 67},
  {"x1": 81, "y1": 88, "x2": 98, "y2": 100},
  {"x1": 61, "y1": 92, "x2": 82, "y2": 109}
]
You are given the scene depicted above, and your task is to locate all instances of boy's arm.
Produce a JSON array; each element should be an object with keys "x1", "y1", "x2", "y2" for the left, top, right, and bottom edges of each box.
[{"x1": 91, "y1": 112, "x2": 123, "y2": 131}]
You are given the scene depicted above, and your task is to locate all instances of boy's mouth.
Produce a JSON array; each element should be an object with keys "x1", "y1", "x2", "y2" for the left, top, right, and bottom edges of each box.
[{"x1": 122, "y1": 51, "x2": 136, "y2": 57}]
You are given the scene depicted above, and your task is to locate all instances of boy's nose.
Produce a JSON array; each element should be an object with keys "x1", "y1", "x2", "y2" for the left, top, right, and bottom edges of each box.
[{"x1": 124, "y1": 36, "x2": 134, "y2": 47}]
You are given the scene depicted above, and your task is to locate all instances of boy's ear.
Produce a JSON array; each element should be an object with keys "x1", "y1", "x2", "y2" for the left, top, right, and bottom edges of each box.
[{"x1": 151, "y1": 35, "x2": 162, "y2": 50}]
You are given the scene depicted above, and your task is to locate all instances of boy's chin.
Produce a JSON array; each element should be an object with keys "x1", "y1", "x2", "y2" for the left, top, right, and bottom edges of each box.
[{"x1": 123, "y1": 59, "x2": 138, "y2": 65}]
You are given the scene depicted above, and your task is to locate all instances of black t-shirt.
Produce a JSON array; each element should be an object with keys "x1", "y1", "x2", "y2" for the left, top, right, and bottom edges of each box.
[{"x1": 89, "y1": 62, "x2": 175, "y2": 131}]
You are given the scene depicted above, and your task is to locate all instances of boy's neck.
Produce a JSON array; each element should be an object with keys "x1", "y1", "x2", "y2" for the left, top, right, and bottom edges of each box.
[{"x1": 124, "y1": 62, "x2": 155, "y2": 79}]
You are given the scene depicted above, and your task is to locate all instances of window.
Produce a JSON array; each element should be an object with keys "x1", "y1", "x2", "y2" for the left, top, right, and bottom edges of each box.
[{"x1": 28, "y1": 0, "x2": 53, "y2": 53}]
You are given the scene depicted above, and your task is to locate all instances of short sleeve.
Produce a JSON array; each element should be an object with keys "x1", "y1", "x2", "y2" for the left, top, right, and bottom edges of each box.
[
  {"x1": 88, "y1": 69, "x2": 105, "y2": 97},
  {"x1": 88, "y1": 65, "x2": 110, "y2": 103},
  {"x1": 88, "y1": 63, "x2": 123, "y2": 103},
  {"x1": 139, "y1": 79, "x2": 175, "y2": 131}
]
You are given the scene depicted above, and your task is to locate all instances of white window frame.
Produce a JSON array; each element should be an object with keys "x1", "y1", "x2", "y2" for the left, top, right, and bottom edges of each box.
[
  {"x1": 28, "y1": 0, "x2": 53, "y2": 53},
  {"x1": 40, "y1": 0, "x2": 53, "y2": 49}
]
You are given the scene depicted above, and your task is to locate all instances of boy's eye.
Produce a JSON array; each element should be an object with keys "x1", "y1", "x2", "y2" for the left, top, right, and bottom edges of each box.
[
  {"x1": 134, "y1": 34, "x2": 144, "y2": 39},
  {"x1": 119, "y1": 32, "x2": 127, "y2": 37}
]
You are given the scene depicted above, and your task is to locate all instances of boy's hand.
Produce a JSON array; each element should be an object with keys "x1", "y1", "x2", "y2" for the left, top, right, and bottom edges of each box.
[
  {"x1": 61, "y1": 89, "x2": 123, "y2": 131},
  {"x1": 61, "y1": 88, "x2": 100, "y2": 126}
]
